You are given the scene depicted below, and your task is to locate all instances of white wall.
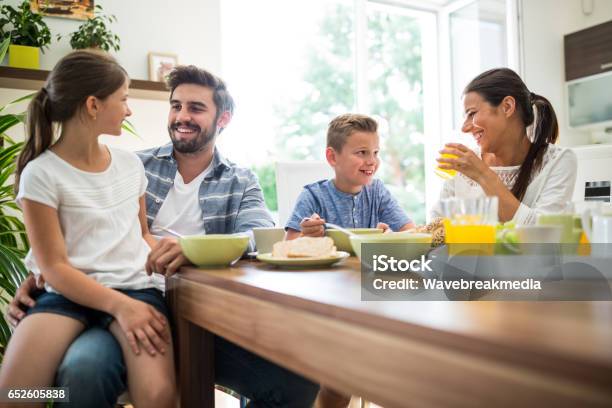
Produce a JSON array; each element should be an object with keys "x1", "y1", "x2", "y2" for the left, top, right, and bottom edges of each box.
[
  {"x1": 2, "y1": 0, "x2": 222, "y2": 78},
  {"x1": 521, "y1": 0, "x2": 612, "y2": 147},
  {"x1": 5, "y1": 0, "x2": 612, "y2": 150},
  {"x1": 1, "y1": 0, "x2": 223, "y2": 150}
]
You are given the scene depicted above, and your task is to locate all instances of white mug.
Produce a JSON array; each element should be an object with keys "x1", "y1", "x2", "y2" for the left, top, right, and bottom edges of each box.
[
  {"x1": 253, "y1": 227, "x2": 285, "y2": 254},
  {"x1": 515, "y1": 225, "x2": 563, "y2": 244},
  {"x1": 582, "y1": 210, "x2": 612, "y2": 244}
]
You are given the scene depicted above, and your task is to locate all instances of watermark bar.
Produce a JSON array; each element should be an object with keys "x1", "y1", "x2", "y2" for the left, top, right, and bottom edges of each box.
[
  {"x1": 360, "y1": 243, "x2": 612, "y2": 301},
  {"x1": 0, "y1": 387, "x2": 69, "y2": 403}
]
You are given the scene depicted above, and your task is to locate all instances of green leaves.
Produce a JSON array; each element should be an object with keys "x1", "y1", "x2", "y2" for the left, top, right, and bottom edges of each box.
[
  {"x1": 66, "y1": 4, "x2": 120, "y2": 52},
  {"x1": 0, "y1": 92, "x2": 34, "y2": 114},
  {"x1": 0, "y1": 35, "x2": 9, "y2": 59},
  {"x1": 0, "y1": 0, "x2": 52, "y2": 51},
  {"x1": 0, "y1": 113, "x2": 24, "y2": 136},
  {"x1": 0, "y1": 242, "x2": 28, "y2": 357},
  {"x1": 122, "y1": 119, "x2": 140, "y2": 139},
  {"x1": 0, "y1": 135, "x2": 28, "y2": 359},
  {"x1": 0, "y1": 81, "x2": 31, "y2": 359}
]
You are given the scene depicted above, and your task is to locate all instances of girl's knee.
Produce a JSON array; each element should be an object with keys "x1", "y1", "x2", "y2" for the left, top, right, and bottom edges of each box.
[{"x1": 133, "y1": 378, "x2": 176, "y2": 408}]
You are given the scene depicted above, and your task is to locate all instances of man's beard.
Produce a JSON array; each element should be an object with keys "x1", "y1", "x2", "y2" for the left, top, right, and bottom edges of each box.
[{"x1": 168, "y1": 121, "x2": 217, "y2": 154}]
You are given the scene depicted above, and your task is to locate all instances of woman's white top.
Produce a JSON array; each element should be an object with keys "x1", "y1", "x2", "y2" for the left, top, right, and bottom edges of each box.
[
  {"x1": 17, "y1": 147, "x2": 164, "y2": 293},
  {"x1": 431, "y1": 144, "x2": 578, "y2": 225}
]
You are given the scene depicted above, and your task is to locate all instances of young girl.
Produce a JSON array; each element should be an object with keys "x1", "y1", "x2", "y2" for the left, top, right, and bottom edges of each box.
[{"x1": 0, "y1": 50, "x2": 176, "y2": 407}]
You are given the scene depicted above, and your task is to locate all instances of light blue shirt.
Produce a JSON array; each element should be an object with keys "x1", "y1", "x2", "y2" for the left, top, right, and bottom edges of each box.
[{"x1": 286, "y1": 179, "x2": 411, "y2": 232}]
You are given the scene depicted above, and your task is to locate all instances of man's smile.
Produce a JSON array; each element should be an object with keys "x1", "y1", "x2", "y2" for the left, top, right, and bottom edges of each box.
[{"x1": 171, "y1": 122, "x2": 200, "y2": 136}]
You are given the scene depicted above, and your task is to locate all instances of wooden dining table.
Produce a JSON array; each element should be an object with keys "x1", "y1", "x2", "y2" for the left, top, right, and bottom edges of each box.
[{"x1": 167, "y1": 256, "x2": 612, "y2": 408}]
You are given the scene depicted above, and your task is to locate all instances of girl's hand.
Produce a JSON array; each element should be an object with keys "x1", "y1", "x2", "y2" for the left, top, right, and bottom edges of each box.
[
  {"x1": 114, "y1": 298, "x2": 170, "y2": 357},
  {"x1": 437, "y1": 143, "x2": 491, "y2": 183}
]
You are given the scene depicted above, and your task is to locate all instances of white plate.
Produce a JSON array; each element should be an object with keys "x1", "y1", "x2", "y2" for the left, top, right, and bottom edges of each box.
[{"x1": 256, "y1": 251, "x2": 350, "y2": 267}]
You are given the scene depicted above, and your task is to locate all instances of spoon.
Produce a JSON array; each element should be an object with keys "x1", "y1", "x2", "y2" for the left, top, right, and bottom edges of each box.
[
  {"x1": 325, "y1": 223, "x2": 357, "y2": 237},
  {"x1": 152, "y1": 226, "x2": 185, "y2": 239}
]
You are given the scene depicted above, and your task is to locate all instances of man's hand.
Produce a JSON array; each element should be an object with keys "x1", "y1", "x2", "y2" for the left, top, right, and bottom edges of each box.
[
  {"x1": 146, "y1": 237, "x2": 190, "y2": 277},
  {"x1": 300, "y1": 213, "x2": 326, "y2": 237},
  {"x1": 7, "y1": 273, "x2": 44, "y2": 327}
]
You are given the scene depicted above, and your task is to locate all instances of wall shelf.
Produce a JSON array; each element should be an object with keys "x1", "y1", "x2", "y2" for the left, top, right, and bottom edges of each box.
[{"x1": 0, "y1": 66, "x2": 170, "y2": 100}]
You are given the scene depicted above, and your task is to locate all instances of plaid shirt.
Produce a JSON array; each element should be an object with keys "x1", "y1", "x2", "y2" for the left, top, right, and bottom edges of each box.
[{"x1": 137, "y1": 143, "x2": 274, "y2": 249}]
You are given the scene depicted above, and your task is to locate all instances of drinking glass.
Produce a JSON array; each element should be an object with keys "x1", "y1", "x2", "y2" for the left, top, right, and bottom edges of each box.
[
  {"x1": 440, "y1": 196, "x2": 499, "y2": 245},
  {"x1": 434, "y1": 153, "x2": 458, "y2": 179}
]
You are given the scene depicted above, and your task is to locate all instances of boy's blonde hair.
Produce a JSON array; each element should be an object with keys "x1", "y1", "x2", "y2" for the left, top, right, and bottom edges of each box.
[{"x1": 327, "y1": 114, "x2": 378, "y2": 152}]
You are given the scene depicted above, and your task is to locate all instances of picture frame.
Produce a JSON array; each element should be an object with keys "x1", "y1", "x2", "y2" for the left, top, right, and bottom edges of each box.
[
  {"x1": 30, "y1": 0, "x2": 95, "y2": 21},
  {"x1": 148, "y1": 52, "x2": 178, "y2": 83}
]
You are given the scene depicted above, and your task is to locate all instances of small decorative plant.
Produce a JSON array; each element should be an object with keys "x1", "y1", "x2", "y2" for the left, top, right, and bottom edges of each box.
[
  {"x1": 0, "y1": 0, "x2": 52, "y2": 51},
  {"x1": 66, "y1": 4, "x2": 120, "y2": 52}
]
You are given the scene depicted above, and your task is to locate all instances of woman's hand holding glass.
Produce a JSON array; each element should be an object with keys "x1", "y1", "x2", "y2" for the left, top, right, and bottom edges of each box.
[
  {"x1": 114, "y1": 297, "x2": 170, "y2": 357},
  {"x1": 436, "y1": 143, "x2": 490, "y2": 182}
]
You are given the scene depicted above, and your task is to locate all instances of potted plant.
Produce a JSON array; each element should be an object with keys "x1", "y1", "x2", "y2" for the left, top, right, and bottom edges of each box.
[
  {"x1": 0, "y1": 36, "x2": 30, "y2": 358},
  {"x1": 65, "y1": 4, "x2": 120, "y2": 52},
  {"x1": 0, "y1": 0, "x2": 52, "y2": 69}
]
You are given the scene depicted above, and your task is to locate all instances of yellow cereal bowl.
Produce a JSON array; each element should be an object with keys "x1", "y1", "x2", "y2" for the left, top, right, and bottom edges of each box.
[
  {"x1": 180, "y1": 234, "x2": 250, "y2": 267},
  {"x1": 326, "y1": 228, "x2": 384, "y2": 254},
  {"x1": 349, "y1": 231, "x2": 432, "y2": 260}
]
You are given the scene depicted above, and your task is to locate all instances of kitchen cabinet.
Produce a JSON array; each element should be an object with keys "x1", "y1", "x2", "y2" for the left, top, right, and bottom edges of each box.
[{"x1": 564, "y1": 20, "x2": 612, "y2": 81}]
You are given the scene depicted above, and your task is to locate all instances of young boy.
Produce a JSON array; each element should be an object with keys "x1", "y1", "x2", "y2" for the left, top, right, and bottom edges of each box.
[{"x1": 285, "y1": 113, "x2": 414, "y2": 239}]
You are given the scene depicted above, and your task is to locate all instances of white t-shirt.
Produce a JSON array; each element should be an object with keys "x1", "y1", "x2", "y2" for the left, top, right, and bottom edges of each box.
[
  {"x1": 151, "y1": 161, "x2": 213, "y2": 237},
  {"x1": 431, "y1": 144, "x2": 578, "y2": 225},
  {"x1": 17, "y1": 147, "x2": 164, "y2": 293}
]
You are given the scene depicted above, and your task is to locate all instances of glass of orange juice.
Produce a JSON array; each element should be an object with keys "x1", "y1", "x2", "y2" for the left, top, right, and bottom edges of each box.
[
  {"x1": 440, "y1": 197, "x2": 499, "y2": 254},
  {"x1": 434, "y1": 153, "x2": 458, "y2": 179}
]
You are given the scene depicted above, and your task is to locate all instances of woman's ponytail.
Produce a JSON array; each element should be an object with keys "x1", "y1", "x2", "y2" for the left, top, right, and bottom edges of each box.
[
  {"x1": 15, "y1": 87, "x2": 54, "y2": 192},
  {"x1": 511, "y1": 93, "x2": 558, "y2": 201}
]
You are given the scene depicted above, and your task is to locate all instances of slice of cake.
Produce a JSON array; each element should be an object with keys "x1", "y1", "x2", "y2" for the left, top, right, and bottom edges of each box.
[{"x1": 272, "y1": 237, "x2": 337, "y2": 258}]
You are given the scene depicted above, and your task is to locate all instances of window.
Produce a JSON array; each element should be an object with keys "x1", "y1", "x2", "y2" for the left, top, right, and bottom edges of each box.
[
  {"x1": 430, "y1": 0, "x2": 518, "y2": 218},
  {"x1": 449, "y1": 0, "x2": 509, "y2": 130},
  {"x1": 220, "y1": 0, "x2": 518, "y2": 224},
  {"x1": 363, "y1": 3, "x2": 437, "y2": 223},
  {"x1": 220, "y1": 0, "x2": 355, "y2": 218}
]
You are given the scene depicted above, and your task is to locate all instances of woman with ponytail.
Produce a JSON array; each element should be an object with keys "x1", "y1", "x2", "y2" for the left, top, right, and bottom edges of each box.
[
  {"x1": 0, "y1": 50, "x2": 176, "y2": 407},
  {"x1": 432, "y1": 68, "x2": 577, "y2": 224}
]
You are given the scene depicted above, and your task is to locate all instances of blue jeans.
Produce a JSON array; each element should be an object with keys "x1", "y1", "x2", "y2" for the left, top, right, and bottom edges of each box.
[
  {"x1": 36, "y1": 288, "x2": 168, "y2": 408},
  {"x1": 55, "y1": 330, "x2": 319, "y2": 407},
  {"x1": 28, "y1": 288, "x2": 169, "y2": 327}
]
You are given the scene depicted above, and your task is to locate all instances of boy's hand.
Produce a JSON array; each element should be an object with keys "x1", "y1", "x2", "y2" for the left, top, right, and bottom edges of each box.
[
  {"x1": 376, "y1": 222, "x2": 392, "y2": 233},
  {"x1": 300, "y1": 213, "x2": 326, "y2": 237}
]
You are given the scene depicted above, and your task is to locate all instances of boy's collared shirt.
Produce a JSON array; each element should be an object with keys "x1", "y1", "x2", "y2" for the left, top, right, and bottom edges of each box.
[
  {"x1": 137, "y1": 143, "x2": 274, "y2": 245},
  {"x1": 286, "y1": 179, "x2": 411, "y2": 232}
]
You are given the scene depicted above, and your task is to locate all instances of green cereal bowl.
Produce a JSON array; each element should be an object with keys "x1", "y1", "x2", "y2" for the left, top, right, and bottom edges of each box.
[
  {"x1": 180, "y1": 234, "x2": 250, "y2": 267},
  {"x1": 349, "y1": 231, "x2": 432, "y2": 260},
  {"x1": 326, "y1": 228, "x2": 384, "y2": 254}
]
